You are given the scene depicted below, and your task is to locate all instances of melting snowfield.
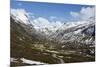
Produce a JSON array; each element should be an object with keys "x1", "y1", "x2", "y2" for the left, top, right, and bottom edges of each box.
[{"x1": 11, "y1": 58, "x2": 47, "y2": 65}]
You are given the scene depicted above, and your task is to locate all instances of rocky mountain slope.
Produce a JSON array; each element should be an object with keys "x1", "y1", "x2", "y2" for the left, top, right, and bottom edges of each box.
[{"x1": 10, "y1": 9, "x2": 95, "y2": 66}]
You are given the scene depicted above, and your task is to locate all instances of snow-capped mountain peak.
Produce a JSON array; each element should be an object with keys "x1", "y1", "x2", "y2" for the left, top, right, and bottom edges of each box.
[
  {"x1": 11, "y1": 9, "x2": 31, "y2": 24},
  {"x1": 11, "y1": 9, "x2": 95, "y2": 38},
  {"x1": 11, "y1": 9, "x2": 63, "y2": 34}
]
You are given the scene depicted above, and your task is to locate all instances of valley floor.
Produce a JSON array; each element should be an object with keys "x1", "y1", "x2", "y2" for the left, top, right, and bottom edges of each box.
[{"x1": 10, "y1": 47, "x2": 95, "y2": 66}]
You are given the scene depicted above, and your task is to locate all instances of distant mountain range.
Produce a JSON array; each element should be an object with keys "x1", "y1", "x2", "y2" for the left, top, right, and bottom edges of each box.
[
  {"x1": 10, "y1": 9, "x2": 95, "y2": 66},
  {"x1": 11, "y1": 9, "x2": 95, "y2": 45},
  {"x1": 10, "y1": 9, "x2": 95, "y2": 58}
]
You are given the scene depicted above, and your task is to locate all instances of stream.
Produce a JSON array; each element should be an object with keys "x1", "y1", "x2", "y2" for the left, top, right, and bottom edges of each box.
[{"x1": 52, "y1": 54, "x2": 64, "y2": 63}]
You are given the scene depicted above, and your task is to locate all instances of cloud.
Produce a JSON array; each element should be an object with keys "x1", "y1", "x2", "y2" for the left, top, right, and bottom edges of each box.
[
  {"x1": 50, "y1": 16, "x2": 57, "y2": 20},
  {"x1": 70, "y1": 12, "x2": 79, "y2": 18},
  {"x1": 70, "y1": 7, "x2": 95, "y2": 21},
  {"x1": 33, "y1": 17, "x2": 63, "y2": 29},
  {"x1": 33, "y1": 17, "x2": 50, "y2": 28}
]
